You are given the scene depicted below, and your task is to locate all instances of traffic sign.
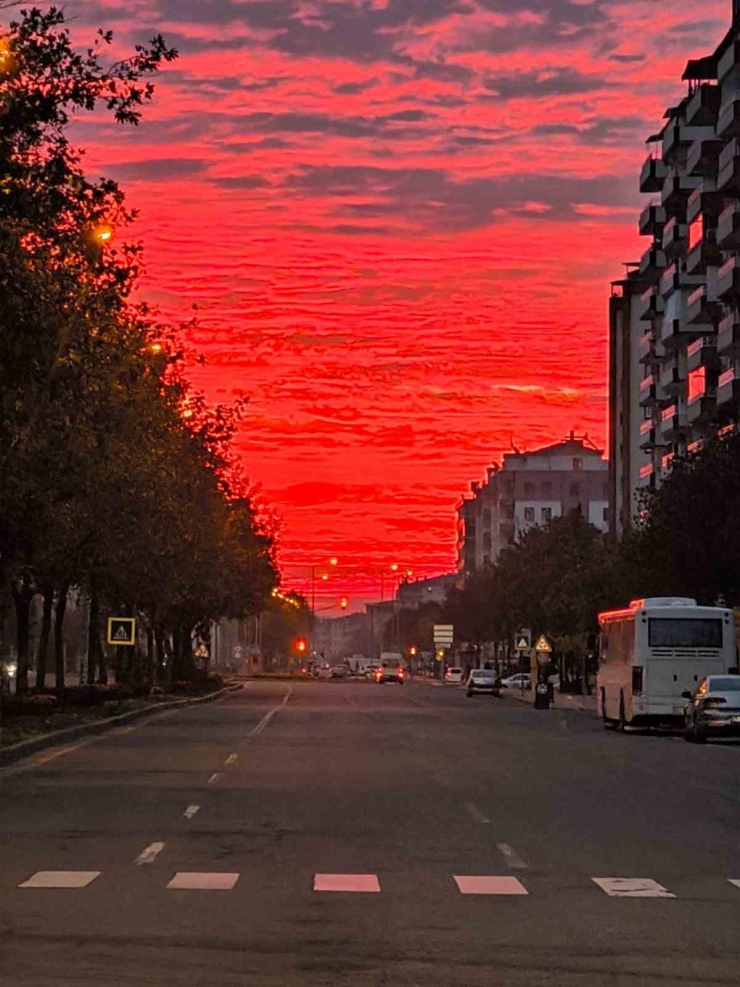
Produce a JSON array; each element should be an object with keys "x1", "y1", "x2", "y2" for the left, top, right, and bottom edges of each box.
[
  {"x1": 193, "y1": 643, "x2": 209, "y2": 658},
  {"x1": 107, "y1": 617, "x2": 136, "y2": 647},
  {"x1": 516, "y1": 636, "x2": 530, "y2": 651},
  {"x1": 434, "y1": 624, "x2": 454, "y2": 645},
  {"x1": 534, "y1": 635, "x2": 552, "y2": 653}
]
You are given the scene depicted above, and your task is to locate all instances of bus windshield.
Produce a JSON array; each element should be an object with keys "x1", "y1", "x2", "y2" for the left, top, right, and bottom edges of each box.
[{"x1": 648, "y1": 618, "x2": 723, "y2": 649}]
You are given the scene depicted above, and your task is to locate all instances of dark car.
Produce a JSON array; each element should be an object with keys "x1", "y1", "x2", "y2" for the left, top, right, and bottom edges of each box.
[{"x1": 684, "y1": 675, "x2": 740, "y2": 743}]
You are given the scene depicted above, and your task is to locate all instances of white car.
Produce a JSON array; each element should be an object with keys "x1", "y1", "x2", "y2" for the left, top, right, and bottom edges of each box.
[
  {"x1": 500, "y1": 673, "x2": 531, "y2": 690},
  {"x1": 445, "y1": 667, "x2": 464, "y2": 684}
]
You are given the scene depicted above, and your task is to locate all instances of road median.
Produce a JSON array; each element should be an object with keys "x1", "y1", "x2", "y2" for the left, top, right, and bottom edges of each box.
[{"x1": 0, "y1": 682, "x2": 243, "y2": 767}]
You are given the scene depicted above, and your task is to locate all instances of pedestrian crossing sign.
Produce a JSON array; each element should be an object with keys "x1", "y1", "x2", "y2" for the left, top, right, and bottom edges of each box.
[
  {"x1": 107, "y1": 617, "x2": 136, "y2": 647},
  {"x1": 534, "y1": 635, "x2": 552, "y2": 653},
  {"x1": 516, "y1": 637, "x2": 530, "y2": 651}
]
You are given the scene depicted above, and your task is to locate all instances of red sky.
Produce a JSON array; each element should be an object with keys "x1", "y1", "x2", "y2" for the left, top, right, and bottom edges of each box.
[{"x1": 57, "y1": 0, "x2": 729, "y2": 608}]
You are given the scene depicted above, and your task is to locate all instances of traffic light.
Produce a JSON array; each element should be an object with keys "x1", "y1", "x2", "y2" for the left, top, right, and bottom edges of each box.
[
  {"x1": 408, "y1": 646, "x2": 418, "y2": 656},
  {"x1": 294, "y1": 638, "x2": 307, "y2": 653}
]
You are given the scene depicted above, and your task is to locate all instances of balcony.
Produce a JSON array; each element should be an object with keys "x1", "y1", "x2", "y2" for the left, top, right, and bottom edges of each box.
[
  {"x1": 718, "y1": 40, "x2": 740, "y2": 84},
  {"x1": 659, "y1": 261, "x2": 704, "y2": 298},
  {"x1": 660, "y1": 317, "x2": 700, "y2": 351},
  {"x1": 717, "y1": 98, "x2": 740, "y2": 140},
  {"x1": 686, "y1": 239, "x2": 722, "y2": 276},
  {"x1": 659, "y1": 404, "x2": 687, "y2": 441},
  {"x1": 638, "y1": 245, "x2": 666, "y2": 281},
  {"x1": 639, "y1": 285, "x2": 664, "y2": 321},
  {"x1": 638, "y1": 330, "x2": 662, "y2": 364},
  {"x1": 658, "y1": 360, "x2": 685, "y2": 397},
  {"x1": 661, "y1": 172, "x2": 702, "y2": 218},
  {"x1": 717, "y1": 256, "x2": 740, "y2": 300},
  {"x1": 717, "y1": 310, "x2": 740, "y2": 356},
  {"x1": 661, "y1": 216, "x2": 687, "y2": 258},
  {"x1": 686, "y1": 285, "x2": 721, "y2": 326},
  {"x1": 662, "y1": 120, "x2": 715, "y2": 163},
  {"x1": 640, "y1": 154, "x2": 668, "y2": 193},
  {"x1": 717, "y1": 138, "x2": 740, "y2": 193},
  {"x1": 685, "y1": 83, "x2": 721, "y2": 126},
  {"x1": 687, "y1": 336, "x2": 719, "y2": 372},
  {"x1": 638, "y1": 374, "x2": 656, "y2": 407},
  {"x1": 639, "y1": 200, "x2": 666, "y2": 237},
  {"x1": 686, "y1": 137, "x2": 723, "y2": 178},
  {"x1": 687, "y1": 184, "x2": 722, "y2": 224},
  {"x1": 717, "y1": 367, "x2": 740, "y2": 406},
  {"x1": 638, "y1": 462, "x2": 655, "y2": 486},
  {"x1": 687, "y1": 388, "x2": 717, "y2": 424},
  {"x1": 717, "y1": 202, "x2": 740, "y2": 249}
]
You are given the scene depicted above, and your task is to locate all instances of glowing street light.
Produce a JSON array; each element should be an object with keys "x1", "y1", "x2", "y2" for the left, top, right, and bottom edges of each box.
[{"x1": 339, "y1": 597, "x2": 349, "y2": 610}]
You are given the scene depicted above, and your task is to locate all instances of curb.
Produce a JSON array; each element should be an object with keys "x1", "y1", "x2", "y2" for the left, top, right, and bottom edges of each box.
[
  {"x1": 502, "y1": 689, "x2": 597, "y2": 714},
  {"x1": 0, "y1": 683, "x2": 242, "y2": 768}
]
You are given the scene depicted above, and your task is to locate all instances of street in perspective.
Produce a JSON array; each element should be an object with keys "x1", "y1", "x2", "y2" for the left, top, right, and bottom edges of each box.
[{"x1": 3, "y1": 2, "x2": 740, "y2": 987}]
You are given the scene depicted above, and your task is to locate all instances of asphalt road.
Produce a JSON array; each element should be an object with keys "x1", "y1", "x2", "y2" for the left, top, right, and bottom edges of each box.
[{"x1": 1, "y1": 678, "x2": 739, "y2": 987}]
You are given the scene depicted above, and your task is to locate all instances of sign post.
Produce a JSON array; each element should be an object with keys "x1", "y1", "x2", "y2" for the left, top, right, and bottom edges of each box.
[
  {"x1": 533, "y1": 635, "x2": 553, "y2": 709},
  {"x1": 433, "y1": 625, "x2": 453, "y2": 680}
]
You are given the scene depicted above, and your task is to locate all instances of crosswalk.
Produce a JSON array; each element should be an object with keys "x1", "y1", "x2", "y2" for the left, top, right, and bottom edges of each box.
[{"x1": 11, "y1": 869, "x2": 740, "y2": 897}]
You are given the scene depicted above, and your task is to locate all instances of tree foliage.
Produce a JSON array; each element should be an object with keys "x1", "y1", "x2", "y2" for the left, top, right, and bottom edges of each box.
[{"x1": 0, "y1": 8, "x2": 277, "y2": 693}]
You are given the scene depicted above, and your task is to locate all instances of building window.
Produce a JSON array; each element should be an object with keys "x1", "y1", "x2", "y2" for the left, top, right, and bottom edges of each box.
[
  {"x1": 524, "y1": 482, "x2": 535, "y2": 496},
  {"x1": 524, "y1": 507, "x2": 535, "y2": 522},
  {"x1": 502, "y1": 504, "x2": 515, "y2": 520},
  {"x1": 573, "y1": 457, "x2": 583, "y2": 470},
  {"x1": 482, "y1": 508, "x2": 491, "y2": 527},
  {"x1": 483, "y1": 532, "x2": 492, "y2": 550},
  {"x1": 542, "y1": 482, "x2": 552, "y2": 497},
  {"x1": 482, "y1": 554, "x2": 490, "y2": 566},
  {"x1": 570, "y1": 483, "x2": 580, "y2": 497},
  {"x1": 603, "y1": 507, "x2": 609, "y2": 523},
  {"x1": 541, "y1": 507, "x2": 552, "y2": 522}
]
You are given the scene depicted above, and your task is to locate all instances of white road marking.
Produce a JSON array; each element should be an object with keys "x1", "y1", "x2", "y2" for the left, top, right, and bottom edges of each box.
[
  {"x1": 207, "y1": 772, "x2": 222, "y2": 785},
  {"x1": 729, "y1": 879, "x2": 740, "y2": 889},
  {"x1": 111, "y1": 725, "x2": 137, "y2": 736},
  {"x1": 314, "y1": 873, "x2": 381, "y2": 893},
  {"x1": 496, "y1": 843, "x2": 528, "y2": 870},
  {"x1": 19, "y1": 871, "x2": 100, "y2": 889},
  {"x1": 135, "y1": 842, "x2": 165, "y2": 866},
  {"x1": 167, "y1": 872, "x2": 239, "y2": 891},
  {"x1": 592, "y1": 878, "x2": 675, "y2": 898},
  {"x1": 184, "y1": 804, "x2": 200, "y2": 819},
  {"x1": 465, "y1": 803, "x2": 490, "y2": 824},
  {"x1": 454, "y1": 875, "x2": 528, "y2": 896},
  {"x1": 247, "y1": 686, "x2": 292, "y2": 738},
  {"x1": 225, "y1": 753, "x2": 238, "y2": 765}
]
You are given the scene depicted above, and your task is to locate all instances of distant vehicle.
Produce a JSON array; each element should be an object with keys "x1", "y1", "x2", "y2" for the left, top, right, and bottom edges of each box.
[
  {"x1": 683, "y1": 675, "x2": 740, "y2": 743},
  {"x1": 330, "y1": 664, "x2": 347, "y2": 678},
  {"x1": 598, "y1": 597, "x2": 737, "y2": 730},
  {"x1": 375, "y1": 656, "x2": 405, "y2": 684},
  {"x1": 316, "y1": 663, "x2": 332, "y2": 680},
  {"x1": 466, "y1": 669, "x2": 499, "y2": 697},
  {"x1": 444, "y1": 667, "x2": 464, "y2": 684},
  {"x1": 500, "y1": 673, "x2": 531, "y2": 690}
]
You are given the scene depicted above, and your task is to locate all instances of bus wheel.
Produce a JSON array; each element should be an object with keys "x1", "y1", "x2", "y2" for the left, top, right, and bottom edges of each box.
[
  {"x1": 618, "y1": 695, "x2": 627, "y2": 733},
  {"x1": 601, "y1": 690, "x2": 616, "y2": 730}
]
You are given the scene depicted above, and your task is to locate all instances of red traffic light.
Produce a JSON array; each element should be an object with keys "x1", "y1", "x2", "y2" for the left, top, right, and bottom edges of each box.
[{"x1": 294, "y1": 638, "x2": 307, "y2": 653}]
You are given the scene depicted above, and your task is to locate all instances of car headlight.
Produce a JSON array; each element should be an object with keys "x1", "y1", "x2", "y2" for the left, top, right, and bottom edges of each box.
[{"x1": 6, "y1": 663, "x2": 17, "y2": 677}]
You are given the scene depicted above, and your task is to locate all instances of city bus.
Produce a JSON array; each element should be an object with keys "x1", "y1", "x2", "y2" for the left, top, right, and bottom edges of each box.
[{"x1": 597, "y1": 597, "x2": 737, "y2": 730}]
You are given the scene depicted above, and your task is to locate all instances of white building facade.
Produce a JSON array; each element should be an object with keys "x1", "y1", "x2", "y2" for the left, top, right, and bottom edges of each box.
[{"x1": 457, "y1": 434, "x2": 609, "y2": 574}]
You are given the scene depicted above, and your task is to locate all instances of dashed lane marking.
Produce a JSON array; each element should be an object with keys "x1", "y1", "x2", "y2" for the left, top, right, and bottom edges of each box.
[
  {"x1": 111, "y1": 725, "x2": 138, "y2": 736},
  {"x1": 167, "y1": 872, "x2": 239, "y2": 891},
  {"x1": 593, "y1": 878, "x2": 675, "y2": 898},
  {"x1": 314, "y1": 874, "x2": 381, "y2": 893},
  {"x1": 496, "y1": 843, "x2": 528, "y2": 870},
  {"x1": 246, "y1": 686, "x2": 292, "y2": 739},
  {"x1": 135, "y1": 842, "x2": 165, "y2": 866},
  {"x1": 225, "y1": 753, "x2": 238, "y2": 765},
  {"x1": 207, "y1": 773, "x2": 222, "y2": 785},
  {"x1": 465, "y1": 803, "x2": 490, "y2": 825},
  {"x1": 19, "y1": 871, "x2": 100, "y2": 889},
  {"x1": 454, "y1": 876, "x2": 528, "y2": 896},
  {"x1": 183, "y1": 804, "x2": 200, "y2": 819}
]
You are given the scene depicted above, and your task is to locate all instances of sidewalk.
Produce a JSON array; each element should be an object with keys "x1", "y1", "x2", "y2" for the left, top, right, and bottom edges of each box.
[{"x1": 504, "y1": 687, "x2": 598, "y2": 714}]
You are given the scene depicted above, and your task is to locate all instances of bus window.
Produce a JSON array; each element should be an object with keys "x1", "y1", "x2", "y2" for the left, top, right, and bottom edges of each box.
[{"x1": 648, "y1": 619, "x2": 723, "y2": 648}]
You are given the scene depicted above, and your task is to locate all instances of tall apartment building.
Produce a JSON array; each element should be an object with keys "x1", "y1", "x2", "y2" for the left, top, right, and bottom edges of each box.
[
  {"x1": 610, "y1": 3, "x2": 740, "y2": 539},
  {"x1": 457, "y1": 434, "x2": 608, "y2": 574}
]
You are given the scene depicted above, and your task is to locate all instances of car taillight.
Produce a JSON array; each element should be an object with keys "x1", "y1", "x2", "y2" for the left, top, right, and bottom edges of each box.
[{"x1": 398, "y1": 669, "x2": 404, "y2": 679}]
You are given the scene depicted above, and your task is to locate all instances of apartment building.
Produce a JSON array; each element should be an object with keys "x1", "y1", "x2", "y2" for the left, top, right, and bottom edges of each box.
[
  {"x1": 396, "y1": 573, "x2": 457, "y2": 609},
  {"x1": 457, "y1": 434, "x2": 608, "y2": 574},
  {"x1": 610, "y1": 3, "x2": 740, "y2": 538}
]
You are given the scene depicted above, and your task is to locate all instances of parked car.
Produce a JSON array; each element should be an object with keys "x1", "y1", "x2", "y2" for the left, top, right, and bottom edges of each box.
[
  {"x1": 466, "y1": 669, "x2": 500, "y2": 697},
  {"x1": 500, "y1": 673, "x2": 531, "y2": 691},
  {"x1": 330, "y1": 664, "x2": 347, "y2": 678},
  {"x1": 683, "y1": 675, "x2": 740, "y2": 743},
  {"x1": 445, "y1": 667, "x2": 464, "y2": 684},
  {"x1": 316, "y1": 663, "x2": 332, "y2": 679}
]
